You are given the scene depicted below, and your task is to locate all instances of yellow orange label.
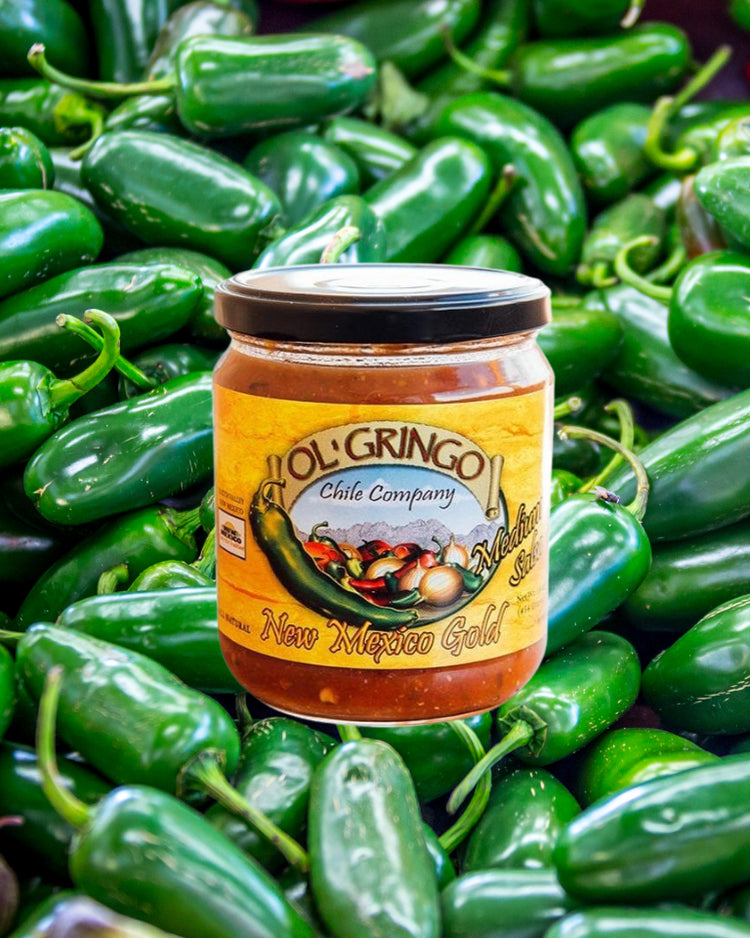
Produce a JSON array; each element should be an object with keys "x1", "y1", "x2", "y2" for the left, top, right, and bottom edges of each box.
[{"x1": 214, "y1": 387, "x2": 551, "y2": 670}]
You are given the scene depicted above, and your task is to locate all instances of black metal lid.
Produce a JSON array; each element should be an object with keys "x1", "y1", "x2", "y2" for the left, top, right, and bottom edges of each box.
[{"x1": 215, "y1": 264, "x2": 550, "y2": 344}]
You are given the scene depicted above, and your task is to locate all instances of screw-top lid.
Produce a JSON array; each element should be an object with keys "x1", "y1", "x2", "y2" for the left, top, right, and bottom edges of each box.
[{"x1": 215, "y1": 264, "x2": 550, "y2": 344}]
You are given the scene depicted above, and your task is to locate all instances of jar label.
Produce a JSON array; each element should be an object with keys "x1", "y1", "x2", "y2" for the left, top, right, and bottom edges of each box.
[{"x1": 214, "y1": 387, "x2": 550, "y2": 670}]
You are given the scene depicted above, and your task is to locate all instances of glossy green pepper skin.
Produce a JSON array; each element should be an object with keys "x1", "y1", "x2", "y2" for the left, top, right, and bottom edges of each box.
[
  {"x1": 462, "y1": 768, "x2": 580, "y2": 873},
  {"x1": 532, "y1": 0, "x2": 635, "y2": 36},
  {"x1": 537, "y1": 307, "x2": 622, "y2": 397},
  {"x1": 712, "y1": 116, "x2": 750, "y2": 162},
  {"x1": 0, "y1": 741, "x2": 110, "y2": 882},
  {"x1": 497, "y1": 631, "x2": 641, "y2": 766},
  {"x1": 69, "y1": 786, "x2": 313, "y2": 938},
  {"x1": 642, "y1": 594, "x2": 750, "y2": 735},
  {"x1": 244, "y1": 131, "x2": 361, "y2": 228},
  {"x1": 104, "y1": 94, "x2": 183, "y2": 137},
  {"x1": 676, "y1": 174, "x2": 727, "y2": 259},
  {"x1": 574, "y1": 727, "x2": 718, "y2": 807},
  {"x1": 0, "y1": 263, "x2": 202, "y2": 374},
  {"x1": 174, "y1": 34, "x2": 377, "y2": 137},
  {"x1": 206, "y1": 718, "x2": 333, "y2": 873},
  {"x1": 308, "y1": 0, "x2": 481, "y2": 78},
  {"x1": 14, "y1": 505, "x2": 200, "y2": 629},
  {"x1": 0, "y1": 127, "x2": 53, "y2": 189},
  {"x1": 583, "y1": 285, "x2": 732, "y2": 419},
  {"x1": 732, "y1": 0, "x2": 750, "y2": 29},
  {"x1": 507, "y1": 24, "x2": 691, "y2": 130},
  {"x1": 693, "y1": 159, "x2": 750, "y2": 253},
  {"x1": 359, "y1": 712, "x2": 492, "y2": 803},
  {"x1": 554, "y1": 754, "x2": 750, "y2": 903},
  {"x1": 0, "y1": 497, "x2": 68, "y2": 598},
  {"x1": 88, "y1": 0, "x2": 177, "y2": 83},
  {"x1": 0, "y1": 80, "x2": 105, "y2": 147},
  {"x1": 56, "y1": 587, "x2": 238, "y2": 694},
  {"x1": 550, "y1": 469, "x2": 581, "y2": 507},
  {"x1": 308, "y1": 738, "x2": 440, "y2": 938},
  {"x1": 546, "y1": 496, "x2": 651, "y2": 656},
  {"x1": 126, "y1": 561, "x2": 213, "y2": 591},
  {"x1": 667, "y1": 251, "x2": 750, "y2": 388},
  {"x1": 145, "y1": 0, "x2": 256, "y2": 80},
  {"x1": 431, "y1": 93, "x2": 586, "y2": 276},
  {"x1": 255, "y1": 195, "x2": 387, "y2": 268},
  {"x1": 17, "y1": 623, "x2": 240, "y2": 791},
  {"x1": 322, "y1": 117, "x2": 418, "y2": 188},
  {"x1": 570, "y1": 104, "x2": 655, "y2": 205},
  {"x1": 24, "y1": 373, "x2": 213, "y2": 526},
  {"x1": 0, "y1": 190, "x2": 103, "y2": 301},
  {"x1": 82, "y1": 131, "x2": 282, "y2": 271},
  {"x1": 364, "y1": 137, "x2": 491, "y2": 263},
  {"x1": 444, "y1": 234, "x2": 523, "y2": 272},
  {"x1": 607, "y1": 388, "x2": 750, "y2": 542},
  {"x1": 577, "y1": 194, "x2": 665, "y2": 288},
  {"x1": 118, "y1": 246, "x2": 231, "y2": 345},
  {"x1": 0, "y1": 645, "x2": 13, "y2": 740},
  {"x1": 119, "y1": 344, "x2": 220, "y2": 399},
  {"x1": 441, "y1": 869, "x2": 580, "y2": 938},
  {"x1": 545, "y1": 907, "x2": 750, "y2": 938},
  {"x1": 0, "y1": 0, "x2": 88, "y2": 78},
  {"x1": 622, "y1": 519, "x2": 750, "y2": 633},
  {"x1": 643, "y1": 172, "x2": 683, "y2": 220}
]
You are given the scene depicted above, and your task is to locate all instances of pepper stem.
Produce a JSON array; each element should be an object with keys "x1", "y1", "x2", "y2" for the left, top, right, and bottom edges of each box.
[
  {"x1": 553, "y1": 396, "x2": 583, "y2": 420},
  {"x1": 337, "y1": 724, "x2": 363, "y2": 743},
  {"x1": 193, "y1": 527, "x2": 216, "y2": 578},
  {"x1": 442, "y1": 25, "x2": 512, "y2": 87},
  {"x1": 469, "y1": 165, "x2": 520, "y2": 235},
  {"x1": 644, "y1": 45, "x2": 732, "y2": 172},
  {"x1": 620, "y1": 0, "x2": 645, "y2": 27},
  {"x1": 96, "y1": 563, "x2": 129, "y2": 595},
  {"x1": 578, "y1": 399, "x2": 634, "y2": 494},
  {"x1": 59, "y1": 97, "x2": 105, "y2": 161},
  {"x1": 28, "y1": 43, "x2": 176, "y2": 100},
  {"x1": 182, "y1": 752, "x2": 311, "y2": 873},
  {"x1": 557, "y1": 424, "x2": 650, "y2": 521},
  {"x1": 438, "y1": 721, "x2": 491, "y2": 853},
  {"x1": 320, "y1": 226, "x2": 361, "y2": 264},
  {"x1": 0, "y1": 629, "x2": 21, "y2": 646},
  {"x1": 49, "y1": 310, "x2": 121, "y2": 410},
  {"x1": 614, "y1": 237, "x2": 673, "y2": 301},
  {"x1": 36, "y1": 667, "x2": 92, "y2": 829},
  {"x1": 647, "y1": 239, "x2": 687, "y2": 284},
  {"x1": 56, "y1": 313, "x2": 157, "y2": 391},
  {"x1": 446, "y1": 720, "x2": 534, "y2": 814},
  {"x1": 235, "y1": 694, "x2": 253, "y2": 737}
]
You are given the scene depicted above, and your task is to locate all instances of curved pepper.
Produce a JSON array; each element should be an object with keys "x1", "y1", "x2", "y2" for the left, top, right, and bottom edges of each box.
[
  {"x1": 431, "y1": 92, "x2": 586, "y2": 275},
  {"x1": 538, "y1": 307, "x2": 623, "y2": 397},
  {"x1": 0, "y1": 126, "x2": 54, "y2": 189},
  {"x1": 531, "y1": 0, "x2": 640, "y2": 37},
  {"x1": 0, "y1": 79, "x2": 104, "y2": 147},
  {"x1": 24, "y1": 372, "x2": 214, "y2": 526}
]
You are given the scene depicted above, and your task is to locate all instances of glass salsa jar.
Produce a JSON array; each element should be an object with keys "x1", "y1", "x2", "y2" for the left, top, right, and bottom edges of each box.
[{"x1": 213, "y1": 264, "x2": 553, "y2": 724}]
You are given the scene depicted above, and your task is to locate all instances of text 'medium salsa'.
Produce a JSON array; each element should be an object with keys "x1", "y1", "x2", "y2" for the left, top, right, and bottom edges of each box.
[{"x1": 213, "y1": 264, "x2": 553, "y2": 724}]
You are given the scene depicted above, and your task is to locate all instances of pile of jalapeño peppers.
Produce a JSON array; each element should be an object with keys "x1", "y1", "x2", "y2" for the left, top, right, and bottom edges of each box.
[{"x1": 2, "y1": 0, "x2": 750, "y2": 937}]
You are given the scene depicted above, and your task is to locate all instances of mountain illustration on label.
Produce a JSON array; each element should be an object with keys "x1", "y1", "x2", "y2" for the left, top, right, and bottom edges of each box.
[{"x1": 249, "y1": 421, "x2": 541, "y2": 631}]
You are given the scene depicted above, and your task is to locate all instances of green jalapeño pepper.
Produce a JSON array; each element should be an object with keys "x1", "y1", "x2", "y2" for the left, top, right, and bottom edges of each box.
[
  {"x1": 244, "y1": 131, "x2": 360, "y2": 229},
  {"x1": 56, "y1": 587, "x2": 239, "y2": 694},
  {"x1": 307, "y1": 0, "x2": 481, "y2": 79},
  {"x1": 24, "y1": 372, "x2": 213, "y2": 526},
  {"x1": 554, "y1": 753, "x2": 750, "y2": 903},
  {"x1": 31, "y1": 34, "x2": 378, "y2": 139},
  {"x1": 531, "y1": 0, "x2": 641, "y2": 37},
  {"x1": 87, "y1": 0, "x2": 175, "y2": 83},
  {"x1": 642, "y1": 594, "x2": 750, "y2": 736},
  {"x1": 322, "y1": 116, "x2": 418, "y2": 188},
  {"x1": 364, "y1": 137, "x2": 492, "y2": 263},
  {"x1": 255, "y1": 195, "x2": 387, "y2": 268},
  {"x1": 537, "y1": 307, "x2": 622, "y2": 397},
  {"x1": 676, "y1": 174, "x2": 727, "y2": 259},
  {"x1": 570, "y1": 103, "x2": 655, "y2": 206},
  {"x1": 13, "y1": 505, "x2": 202, "y2": 629},
  {"x1": 0, "y1": 127, "x2": 54, "y2": 189},
  {"x1": 574, "y1": 727, "x2": 719, "y2": 807},
  {"x1": 606, "y1": 388, "x2": 750, "y2": 542},
  {"x1": 308, "y1": 737, "x2": 441, "y2": 938},
  {"x1": 0, "y1": 0, "x2": 88, "y2": 78},
  {"x1": 441, "y1": 869, "x2": 580, "y2": 938},
  {"x1": 462, "y1": 767, "x2": 580, "y2": 873},
  {"x1": 118, "y1": 344, "x2": 220, "y2": 399},
  {"x1": 80, "y1": 131, "x2": 282, "y2": 271},
  {"x1": 0, "y1": 190, "x2": 103, "y2": 301},
  {"x1": 0, "y1": 741, "x2": 110, "y2": 882},
  {"x1": 33, "y1": 674, "x2": 314, "y2": 938},
  {"x1": 694, "y1": 156, "x2": 750, "y2": 252},
  {"x1": 623, "y1": 518, "x2": 750, "y2": 633},
  {"x1": 431, "y1": 93, "x2": 586, "y2": 276},
  {"x1": 0, "y1": 262, "x2": 203, "y2": 374},
  {"x1": 0, "y1": 310, "x2": 120, "y2": 470},
  {"x1": 0, "y1": 80, "x2": 105, "y2": 148},
  {"x1": 447, "y1": 631, "x2": 641, "y2": 814},
  {"x1": 0, "y1": 645, "x2": 13, "y2": 740},
  {"x1": 444, "y1": 234, "x2": 523, "y2": 272},
  {"x1": 544, "y1": 907, "x2": 750, "y2": 938},
  {"x1": 206, "y1": 717, "x2": 334, "y2": 873}
]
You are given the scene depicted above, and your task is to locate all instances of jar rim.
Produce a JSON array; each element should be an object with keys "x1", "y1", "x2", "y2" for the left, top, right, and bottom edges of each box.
[{"x1": 215, "y1": 263, "x2": 551, "y2": 344}]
